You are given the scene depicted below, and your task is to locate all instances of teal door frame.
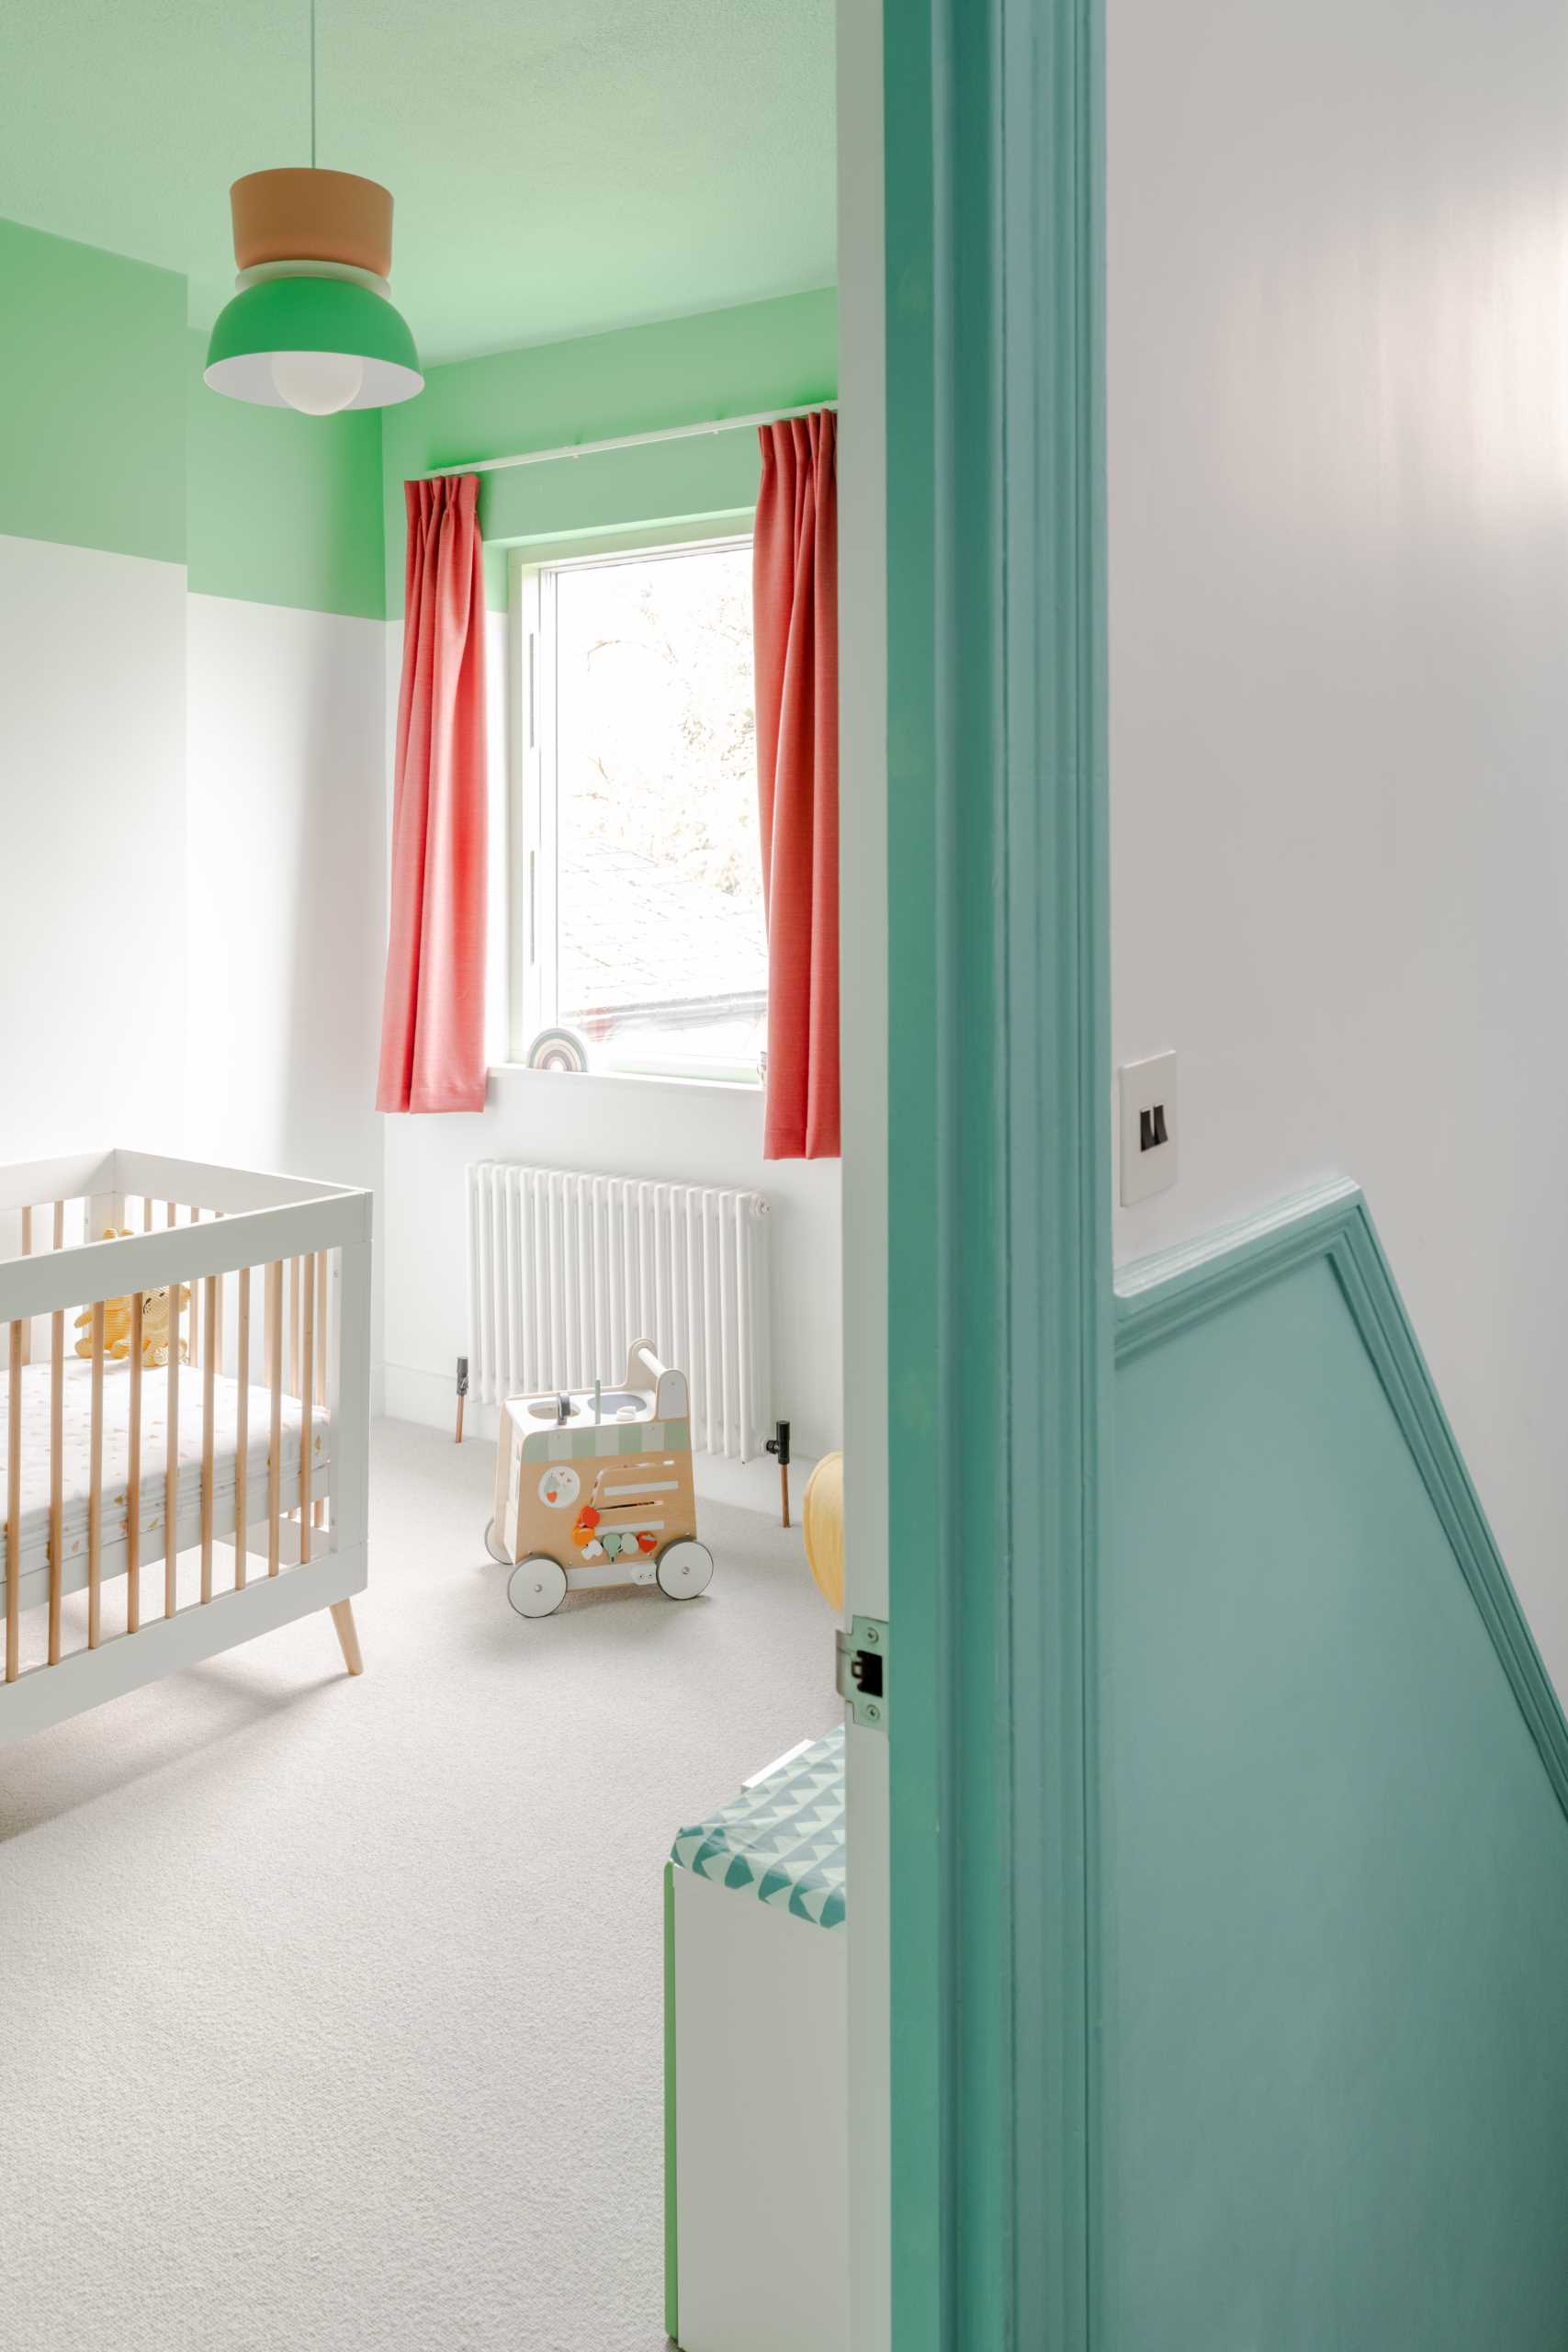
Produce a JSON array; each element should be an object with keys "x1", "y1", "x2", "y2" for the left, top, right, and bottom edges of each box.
[{"x1": 884, "y1": 0, "x2": 1108, "y2": 2344}]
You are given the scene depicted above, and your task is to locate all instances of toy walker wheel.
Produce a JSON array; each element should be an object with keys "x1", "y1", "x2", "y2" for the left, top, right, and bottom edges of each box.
[
  {"x1": 484, "y1": 1517, "x2": 512, "y2": 1566},
  {"x1": 508, "y1": 1555, "x2": 570, "y2": 1619},
  {"x1": 657, "y1": 1539, "x2": 715, "y2": 1600}
]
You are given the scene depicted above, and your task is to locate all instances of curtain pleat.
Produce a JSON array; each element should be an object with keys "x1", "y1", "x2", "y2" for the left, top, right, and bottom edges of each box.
[
  {"x1": 377, "y1": 475, "x2": 489, "y2": 1114},
  {"x1": 753, "y1": 411, "x2": 840, "y2": 1159}
]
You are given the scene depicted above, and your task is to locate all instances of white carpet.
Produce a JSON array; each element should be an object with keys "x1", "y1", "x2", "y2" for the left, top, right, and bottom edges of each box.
[{"x1": 0, "y1": 1419, "x2": 838, "y2": 2351}]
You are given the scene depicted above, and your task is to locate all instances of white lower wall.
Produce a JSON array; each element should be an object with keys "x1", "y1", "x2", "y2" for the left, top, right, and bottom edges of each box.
[
  {"x1": 184, "y1": 592, "x2": 388, "y2": 1372},
  {"x1": 1110, "y1": 0, "x2": 1568, "y2": 1685},
  {"x1": 0, "y1": 534, "x2": 186, "y2": 1163}
]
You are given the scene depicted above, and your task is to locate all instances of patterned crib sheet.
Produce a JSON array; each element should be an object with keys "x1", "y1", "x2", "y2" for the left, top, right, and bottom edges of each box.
[
  {"x1": 0, "y1": 1358, "x2": 327, "y2": 1590},
  {"x1": 671, "y1": 1726, "x2": 846, "y2": 1930}
]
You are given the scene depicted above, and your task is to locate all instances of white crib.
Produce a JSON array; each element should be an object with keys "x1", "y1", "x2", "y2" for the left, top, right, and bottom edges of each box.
[{"x1": 0, "y1": 1148, "x2": 371, "y2": 1747}]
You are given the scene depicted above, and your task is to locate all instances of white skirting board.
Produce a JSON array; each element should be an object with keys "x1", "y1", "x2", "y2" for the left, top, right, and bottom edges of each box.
[{"x1": 383, "y1": 1362, "x2": 498, "y2": 1438}]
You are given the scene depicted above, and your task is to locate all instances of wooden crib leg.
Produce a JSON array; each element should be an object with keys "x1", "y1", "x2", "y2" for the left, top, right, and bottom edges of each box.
[{"x1": 329, "y1": 1599, "x2": 364, "y2": 1677}]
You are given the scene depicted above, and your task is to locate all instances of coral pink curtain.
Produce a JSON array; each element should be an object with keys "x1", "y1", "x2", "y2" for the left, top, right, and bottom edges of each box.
[
  {"x1": 377, "y1": 475, "x2": 489, "y2": 1114},
  {"x1": 753, "y1": 410, "x2": 840, "y2": 1159}
]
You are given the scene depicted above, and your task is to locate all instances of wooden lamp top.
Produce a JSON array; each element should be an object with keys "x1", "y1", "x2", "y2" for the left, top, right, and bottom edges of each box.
[{"x1": 230, "y1": 168, "x2": 394, "y2": 278}]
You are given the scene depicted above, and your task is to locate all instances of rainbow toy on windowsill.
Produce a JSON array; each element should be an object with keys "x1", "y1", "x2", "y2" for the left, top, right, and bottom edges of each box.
[{"x1": 485, "y1": 1339, "x2": 714, "y2": 1618}]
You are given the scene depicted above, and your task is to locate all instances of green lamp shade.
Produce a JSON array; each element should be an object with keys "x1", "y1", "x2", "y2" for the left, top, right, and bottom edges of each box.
[{"x1": 204, "y1": 274, "x2": 423, "y2": 410}]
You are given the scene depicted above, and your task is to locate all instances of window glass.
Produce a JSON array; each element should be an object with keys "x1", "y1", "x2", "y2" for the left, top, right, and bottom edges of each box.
[{"x1": 547, "y1": 541, "x2": 765, "y2": 1081}]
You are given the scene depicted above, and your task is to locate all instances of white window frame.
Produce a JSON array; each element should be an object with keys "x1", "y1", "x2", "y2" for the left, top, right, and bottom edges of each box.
[{"x1": 508, "y1": 528, "x2": 761, "y2": 1081}]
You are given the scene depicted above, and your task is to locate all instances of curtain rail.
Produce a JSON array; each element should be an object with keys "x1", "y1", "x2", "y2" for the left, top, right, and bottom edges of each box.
[{"x1": 413, "y1": 399, "x2": 838, "y2": 481}]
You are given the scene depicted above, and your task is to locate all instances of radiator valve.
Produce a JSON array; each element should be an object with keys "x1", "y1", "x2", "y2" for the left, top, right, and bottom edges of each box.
[{"x1": 766, "y1": 1419, "x2": 792, "y2": 1528}]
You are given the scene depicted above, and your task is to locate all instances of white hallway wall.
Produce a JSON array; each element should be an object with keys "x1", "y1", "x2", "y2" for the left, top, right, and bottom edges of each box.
[
  {"x1": 1109, "y1": 2, "x2": 1568, "y2": 1682},
  {"x1": 379, "y1": 617, "x2": 845, "y2": 1460},
  {"x1": 0, "y1": 533, "x2": 186, "y2": 1168}
]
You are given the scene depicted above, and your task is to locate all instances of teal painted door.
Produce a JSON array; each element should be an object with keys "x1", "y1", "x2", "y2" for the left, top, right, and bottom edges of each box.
[{"x1": 879, "y1": 0, "x2": 1109, "y2": 2345}]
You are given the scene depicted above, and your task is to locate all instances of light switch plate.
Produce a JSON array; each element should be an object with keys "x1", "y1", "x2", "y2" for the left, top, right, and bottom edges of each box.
[{"x1": 1118, "y1": 1051, "x2": 1178, "y2": 1206}]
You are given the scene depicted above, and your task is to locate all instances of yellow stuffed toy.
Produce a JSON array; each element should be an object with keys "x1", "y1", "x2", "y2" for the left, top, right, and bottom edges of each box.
[
  {"x1": 73, "y1": 1229, "x2": 188, "y2": 1366},
  {"x1": 139, "y1": 1278, "x2": 189, "y2": 1369}
]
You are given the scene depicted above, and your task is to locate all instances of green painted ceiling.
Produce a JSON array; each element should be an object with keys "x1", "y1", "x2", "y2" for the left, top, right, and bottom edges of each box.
[{"x1": 0, "y1": 0, "x2": 835, "y2": 366}]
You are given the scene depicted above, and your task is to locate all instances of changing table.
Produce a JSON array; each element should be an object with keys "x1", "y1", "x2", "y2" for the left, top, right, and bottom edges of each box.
[{"x1": 664, "y1": 1726, "x2": 849, "y2": 2352}]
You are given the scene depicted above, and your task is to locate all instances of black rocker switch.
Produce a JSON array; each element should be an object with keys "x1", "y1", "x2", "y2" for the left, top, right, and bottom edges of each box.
[{"x1": 1139, "y1": 1103, "x2": 1168, "y2": 1153}]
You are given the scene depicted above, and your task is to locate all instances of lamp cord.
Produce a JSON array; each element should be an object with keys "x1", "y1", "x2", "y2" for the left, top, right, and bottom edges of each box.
[{"x1": 309, "y1": 0, "x2": 317, "y2": 168}]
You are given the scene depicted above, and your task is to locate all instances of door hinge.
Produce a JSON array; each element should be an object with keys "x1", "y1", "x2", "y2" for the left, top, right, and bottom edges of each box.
[{"x1": 836, "y1": 1614, "x2": 889, "y2": 1729}]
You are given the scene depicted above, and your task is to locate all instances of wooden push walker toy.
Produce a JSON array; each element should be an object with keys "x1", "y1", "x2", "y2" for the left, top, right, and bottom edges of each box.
[{"x1": 485, "y1": 1339, "x2": 715, "y2": 1618}]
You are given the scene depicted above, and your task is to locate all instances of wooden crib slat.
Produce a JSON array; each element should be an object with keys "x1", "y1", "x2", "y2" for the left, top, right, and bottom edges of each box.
[
  {"x1": 213, "y1": 1214, "x2": 225, "y2": 1374},
  {"x1": 87, "y1": 1301, "x2": 105, "y2": 1649},
  {"x1": 165, "y1": 1280, "x2": 180, "y2": 1618},
  {"x1": 200, "y1": 1274, "x2": 217, "y2": 1601},
  {"x1": 142, "y1": 1194, "x2": 152, "y2": 1232},
  {"x1": 6, "y1": 1318, "x2": 20, "y2": 1683},
  {"x1": 48, "y1": 1302, "x2": 63, "y2": 1665},
  {"x1": 314, "y1": 1250, "x2": 329, "y2": 1532},
  {"x1": 289, "y1": 1255, "x2": 301, "y2": 1403},
  {"x1": 267, "y1": 1260, "x2": 283, "y2": 1577},
  {"x1": 17, "y1": 1209, "x2": 31, "y2": 1369},
  {"x1": 128, "y1": 1293, "x2": 143, "y2": 1634},
  {"x1": 234, "y1": 1267, "x2": 250, "y2": 1590},
  {"x1": 188, "y1": 1209, "x2": 200, "y2": 1372},
  {"x1": 299, "y1": 1253, "x2": 315, "y2": 1564},
  {"x1": 45, "y1": 1201, "x2": 66, "y2": 1662}
]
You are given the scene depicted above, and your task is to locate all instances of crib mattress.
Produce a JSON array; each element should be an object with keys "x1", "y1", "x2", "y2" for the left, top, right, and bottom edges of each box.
[
  {"x1": 0, "y1": 1358, "x2": 328, "y2": 1601},
  {"x1": 670, "y1": 1726, "x2": 846, "y2": 1930}
]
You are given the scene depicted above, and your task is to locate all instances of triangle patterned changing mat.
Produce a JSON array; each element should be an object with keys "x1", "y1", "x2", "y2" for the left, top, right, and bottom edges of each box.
[{"x1": 670, "y1": 1725, "x2": 846, "y2": 1930}]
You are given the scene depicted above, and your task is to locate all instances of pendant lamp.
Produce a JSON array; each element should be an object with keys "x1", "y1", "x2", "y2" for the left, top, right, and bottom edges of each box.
[{"x1": 204, "y1": 6, "x2": 422, "y2": 413}]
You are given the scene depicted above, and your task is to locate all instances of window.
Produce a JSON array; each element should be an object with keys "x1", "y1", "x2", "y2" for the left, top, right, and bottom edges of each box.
[{"x1": 513, "y1": 536, "x2": 766, "y2": 1083}]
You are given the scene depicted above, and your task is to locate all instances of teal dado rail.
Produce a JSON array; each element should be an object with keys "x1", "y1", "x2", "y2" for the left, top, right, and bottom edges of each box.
[{"x1": 1104, "y1": 1182, "x2": 1568, "y2": 2348}]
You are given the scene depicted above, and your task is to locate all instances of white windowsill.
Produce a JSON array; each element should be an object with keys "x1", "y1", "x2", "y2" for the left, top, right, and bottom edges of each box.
[{"x1": 487, "y1": 1062, "x2": 763, "y2": 1100}]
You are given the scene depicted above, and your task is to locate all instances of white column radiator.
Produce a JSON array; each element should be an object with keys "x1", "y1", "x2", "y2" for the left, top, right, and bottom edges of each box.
[{"x1": 466, "y1": 1162, "x2": 772, "y2": 1461}]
